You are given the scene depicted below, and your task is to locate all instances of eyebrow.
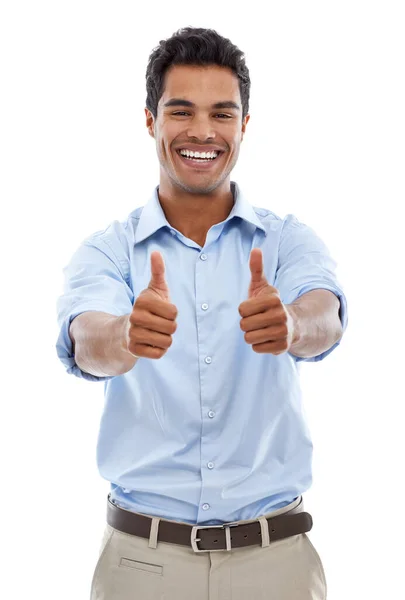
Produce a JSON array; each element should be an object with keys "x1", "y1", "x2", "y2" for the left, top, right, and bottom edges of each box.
[{"x1": 163, "y1": 98, "x2": 240, "y2": 111}]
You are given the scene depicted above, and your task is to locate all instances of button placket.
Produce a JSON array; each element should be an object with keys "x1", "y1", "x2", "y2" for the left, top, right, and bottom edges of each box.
[{"x1": 196, "y1": 250, "x2": 216, "y2": 518}]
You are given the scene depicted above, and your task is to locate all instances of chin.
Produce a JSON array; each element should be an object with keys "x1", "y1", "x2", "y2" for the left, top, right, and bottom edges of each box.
[
  {"x1": 179, "y1": 175, "x2": 226, "y2": 195},
  {"x1": 179, "y1": 182, "x2": 217, "y2": 195}
]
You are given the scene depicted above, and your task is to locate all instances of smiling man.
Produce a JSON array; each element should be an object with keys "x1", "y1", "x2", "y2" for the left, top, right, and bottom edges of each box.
[
  {"x1": 56, "y1": 26, "x2": 348, "y2": 600},
  {"x1": 149, "y1": 64, "x2": 248, "y2": 248}
]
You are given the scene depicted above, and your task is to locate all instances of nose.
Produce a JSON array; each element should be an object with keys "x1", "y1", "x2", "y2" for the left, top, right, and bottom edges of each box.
[{"x1": 186, "y1": 114, "x2": 216, "y2": 141}]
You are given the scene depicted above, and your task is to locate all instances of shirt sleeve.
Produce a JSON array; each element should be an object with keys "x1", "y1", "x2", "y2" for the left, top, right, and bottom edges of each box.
[
  {"x1": 274, "y1": 214, "x2": 348, "y2": 363},
  {"x1": 55, "y1": 226, "x2": 134, "y2": 381}
]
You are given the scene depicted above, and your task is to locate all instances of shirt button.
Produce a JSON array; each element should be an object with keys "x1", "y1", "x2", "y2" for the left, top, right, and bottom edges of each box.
[
  {"x1": 123, "y1": 488, "x2": 131, "y2": 494},
  {"x1": 200, "y1": 253, "x2": 207, "y2": 261},
  {"x1": 202, "y1": 303, "x2": 209, "y2": 310},
  {"x1": 207, "y1": 462, "x2": 214, "y2": 469},
  {"x1": 170, "y1": 230, "x2": 176, "y2": 235},
  {"x1": 205, "y1": 357, "x2": 212, "y2": 364},
  {"x1": 208, "y1": 410, "x2": 215, "y2": 418},
  {"x1": 202, "y1": 503, "x2": 210, "y2": 510}
]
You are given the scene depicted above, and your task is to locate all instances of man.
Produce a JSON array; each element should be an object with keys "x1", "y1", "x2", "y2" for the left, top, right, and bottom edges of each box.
[{"x1": 56, "y1": 26, "x2": 347, "y2": 600}]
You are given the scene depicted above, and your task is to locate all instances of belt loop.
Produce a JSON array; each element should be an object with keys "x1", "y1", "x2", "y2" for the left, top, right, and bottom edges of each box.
[
  {"x1": 258, "y1": 516, "x2": 270, "y2": 548},
  {"x1": 148, "y1": 517, "x2": 161, "y2": 549}
]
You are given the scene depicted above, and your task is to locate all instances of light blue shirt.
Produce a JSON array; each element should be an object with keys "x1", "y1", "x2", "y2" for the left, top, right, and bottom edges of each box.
[{"x1": 56, "y1": 181, "x2": 348, "y2": 525}]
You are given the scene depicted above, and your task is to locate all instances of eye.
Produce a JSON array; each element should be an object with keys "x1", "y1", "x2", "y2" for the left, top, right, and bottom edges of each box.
[{"x1": 171, "y1": 112, "x2": 232, "y2": 119}]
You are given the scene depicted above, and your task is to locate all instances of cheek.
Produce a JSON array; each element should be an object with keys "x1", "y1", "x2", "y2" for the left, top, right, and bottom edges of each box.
[
  {"x1": 159, "y1": 122, "x2": 179, "y2": 147},
  {"x1": 224, "y1": 131, "x2": 241, "y2": 153},
  {"x1": 156, "y1": 134, "x2": 171, "y2": 162}
]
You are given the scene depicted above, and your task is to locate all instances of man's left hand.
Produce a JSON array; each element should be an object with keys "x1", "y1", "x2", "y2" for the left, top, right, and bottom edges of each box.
[{"x1": 238, "y1": 248, "x2": 298, "y2": 355}]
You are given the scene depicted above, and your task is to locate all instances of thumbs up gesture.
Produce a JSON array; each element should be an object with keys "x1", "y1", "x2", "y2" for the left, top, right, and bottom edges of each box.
[
  {"x1": 238, "y1": 248, "x2": 297, "y2": 355},
  {"x1": 125, "y1": 251, "x2": 178, "y2": 360}
]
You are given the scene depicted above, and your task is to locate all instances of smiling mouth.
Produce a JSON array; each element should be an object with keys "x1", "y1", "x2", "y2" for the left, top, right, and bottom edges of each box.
[{"x1": 175, "y1": 150, "x2": 224, "y2": 169}]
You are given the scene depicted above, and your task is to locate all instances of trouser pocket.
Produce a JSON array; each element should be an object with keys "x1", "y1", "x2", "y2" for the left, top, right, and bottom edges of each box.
[{"x1": 90, "y1": 526, "x2": 164, "y2": 600}]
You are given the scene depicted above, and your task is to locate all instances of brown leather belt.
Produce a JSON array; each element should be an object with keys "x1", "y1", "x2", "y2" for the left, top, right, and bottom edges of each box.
[{"x1": 107, "y1": 494, "x2": 313, "y2": 553}]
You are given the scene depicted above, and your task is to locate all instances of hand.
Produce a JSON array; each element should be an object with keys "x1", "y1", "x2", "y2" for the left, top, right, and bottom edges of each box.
[
  {"x1": 238, "y1": 248, "x2": 297, "y2": 355},
  {"x1": 125, "y1": 251, "x2": 178, "y2": 360}
]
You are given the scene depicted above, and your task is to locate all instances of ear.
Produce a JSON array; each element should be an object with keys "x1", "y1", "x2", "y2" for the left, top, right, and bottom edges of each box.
[
  {"x1": 145, "y1": 108, "x2": 155, "y2": 138},
  {"x1": 241, "y1": 114, "x2": 250, "y2": 141}
]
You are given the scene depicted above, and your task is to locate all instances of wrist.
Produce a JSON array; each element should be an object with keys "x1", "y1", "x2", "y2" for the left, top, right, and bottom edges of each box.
[
  {"x1": 285, "y1": 304, "x2": 301, "y2": 346},
  {"x1": 117, "y1": 314, "x2": 131, "y2": 354}
]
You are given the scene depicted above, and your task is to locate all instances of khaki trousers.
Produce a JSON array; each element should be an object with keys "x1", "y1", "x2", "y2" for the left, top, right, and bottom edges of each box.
[{"x1": 90, "y1": 496, "x2": 327, "y2": 599}]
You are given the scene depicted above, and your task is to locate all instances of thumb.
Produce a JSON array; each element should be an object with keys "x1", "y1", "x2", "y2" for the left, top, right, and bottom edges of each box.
[
  {"x1": 248, "y1": 248, "x2": 278, "y2": 298},
  {"x1": 148, "y1": 251, "x2": 171, "y2": 301},
  {"x1": 249, "y1": 248, "x2": 267, "y2": 286}
]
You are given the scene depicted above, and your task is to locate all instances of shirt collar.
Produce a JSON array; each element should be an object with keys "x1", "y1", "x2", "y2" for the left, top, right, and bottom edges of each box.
[{"x1": 134, "y1": 181, "x2": 266, "y2": 245}]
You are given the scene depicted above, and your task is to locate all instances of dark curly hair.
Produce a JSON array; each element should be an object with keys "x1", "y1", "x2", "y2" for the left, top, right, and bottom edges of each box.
[{"x1": 145, "y1": 27, "x2": 250, "y2": 121}]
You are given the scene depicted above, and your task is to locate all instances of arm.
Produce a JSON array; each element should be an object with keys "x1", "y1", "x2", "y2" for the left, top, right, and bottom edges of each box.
[
  {"x1": 286, "y1": 289, "x2": 343, "y2": 359},
  {"x1": 69, "y1": 311, "x2": 138, "y2": 377}
]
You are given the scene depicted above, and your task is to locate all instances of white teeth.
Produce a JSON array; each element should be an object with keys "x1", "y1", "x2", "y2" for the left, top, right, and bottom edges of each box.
[{"x1": 179, "y1": 149, "x2": 219, "y2": 159}]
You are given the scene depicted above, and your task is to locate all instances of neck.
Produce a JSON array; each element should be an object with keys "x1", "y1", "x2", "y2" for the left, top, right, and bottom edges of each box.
[{"x1": 157, "y1": 178, "x2": 235, "y2": 244}]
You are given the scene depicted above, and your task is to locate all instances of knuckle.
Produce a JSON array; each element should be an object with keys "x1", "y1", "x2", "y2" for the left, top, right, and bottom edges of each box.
[
  {"x1": 128, "y1": 327, "x2": 141, "y2": 341},
  {"x1": 128, "y1": 341, "x2": 138, "y2": 355},
  {"x1": 277, "y1": 341, "x2": 288, "y2": 353},
  {"x1": 129, "y1": 308, "x2": 144, "y2": 325},
  {"x1": 129, "y1": 311, "x2": 138, "y2": 325},
  {"x1": 134, "y1": 295, "x2": 146, "y2": 309}
]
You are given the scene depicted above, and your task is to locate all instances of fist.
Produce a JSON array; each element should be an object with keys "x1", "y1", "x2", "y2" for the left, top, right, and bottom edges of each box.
[
  {"x1": 238, "y1": 248, "x2": 297, "y2": 355},
  {"x1": 125, "y1": 251, "x2": 178, "y2": 360}
]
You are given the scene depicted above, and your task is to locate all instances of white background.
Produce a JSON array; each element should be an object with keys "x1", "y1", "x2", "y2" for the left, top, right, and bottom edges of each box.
[{"x1": 1, "y1": 1, "x2": 404, "y2": 599}]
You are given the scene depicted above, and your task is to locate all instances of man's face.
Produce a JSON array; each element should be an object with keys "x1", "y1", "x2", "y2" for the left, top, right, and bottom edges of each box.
[{"x1": 145, "y1": 64, "x2": 250, "y2": 195}]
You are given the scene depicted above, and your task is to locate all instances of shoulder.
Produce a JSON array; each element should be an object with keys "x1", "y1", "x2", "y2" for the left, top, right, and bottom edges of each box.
[
  {"x1": 80, "y1": 209, "x2": 142, "y2": 279},
  {"x1": 251, "y1": 206, "x2": 305, "y2": 237},
  {"x1": 86, "y1": 206, "x2": 145, "y2": 249}
]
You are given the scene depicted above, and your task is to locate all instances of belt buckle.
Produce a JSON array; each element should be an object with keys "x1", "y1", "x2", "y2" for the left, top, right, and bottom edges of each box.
[{"x1": 191, "y1": 522, "x2": 239, "y2": 553}]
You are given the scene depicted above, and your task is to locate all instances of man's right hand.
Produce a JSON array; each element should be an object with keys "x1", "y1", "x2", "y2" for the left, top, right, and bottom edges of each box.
[{"x1": 125, "y1": 251, "x2": 178, "y2": 360}]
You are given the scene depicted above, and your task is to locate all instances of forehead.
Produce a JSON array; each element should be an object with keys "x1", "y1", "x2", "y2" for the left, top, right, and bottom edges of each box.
[{"x1": 160, "y1": 65, "x2": 241, "y2": 105}]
